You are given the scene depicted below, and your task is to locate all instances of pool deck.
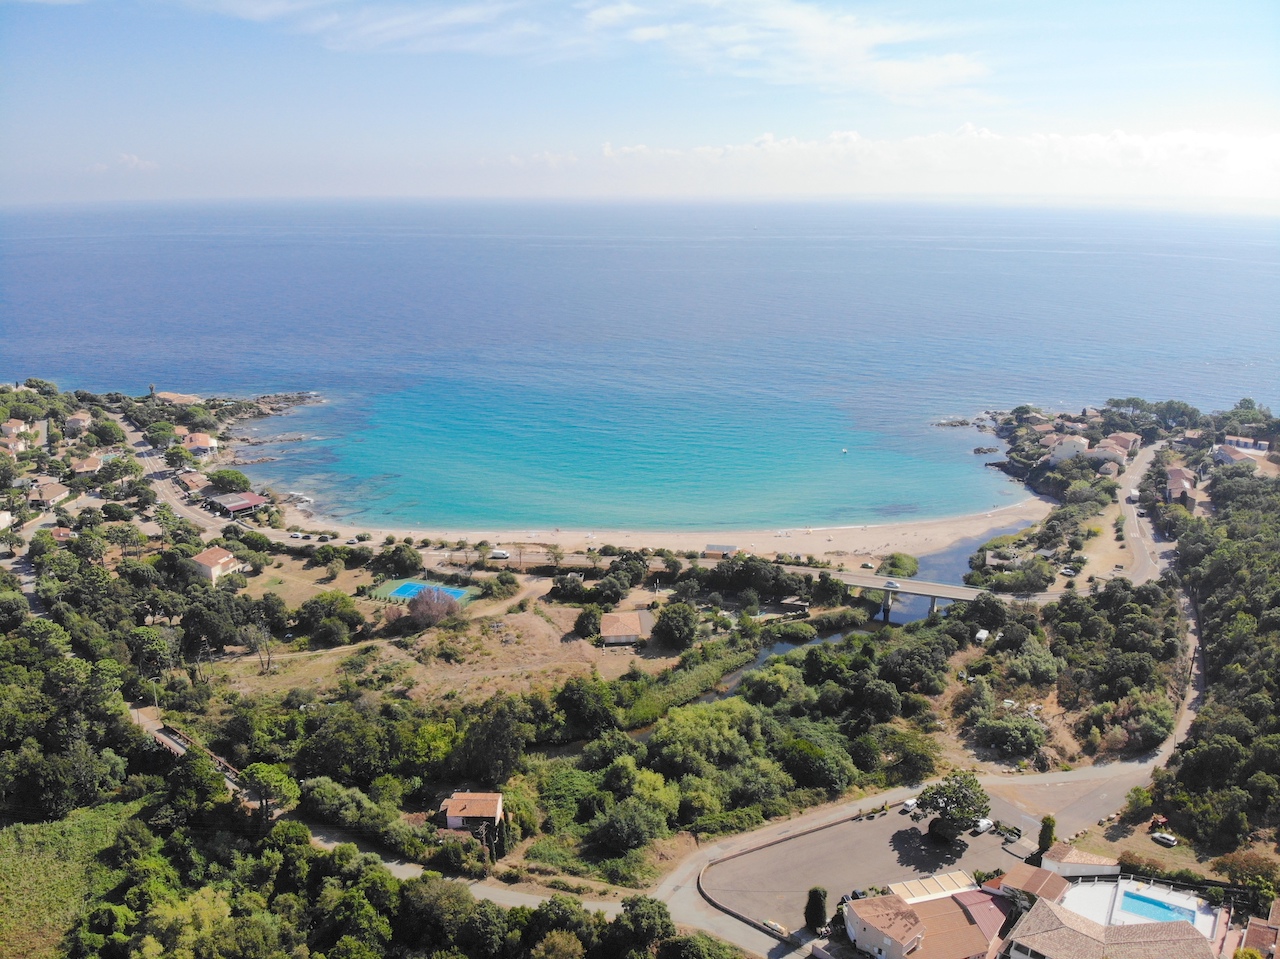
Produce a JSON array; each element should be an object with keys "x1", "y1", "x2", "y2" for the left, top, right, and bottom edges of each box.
[{"x1": 1061, "y1": 878, "x2": 1219, "y2": 938}]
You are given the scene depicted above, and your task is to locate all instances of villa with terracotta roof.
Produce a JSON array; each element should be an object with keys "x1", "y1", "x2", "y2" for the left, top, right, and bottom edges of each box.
[
  {"x1": 1000, "y1": 897, "x2": 1213, "y2": 959},
  {"x1": 183, "y1": 433, "x2": 218, "y2": 457},
  {"x1": 1040, "y1": 842, "x2": 1120, "y2": 878},
  {"x1": 1240, "y1": 899, "x2": 1280, "y2": 957},
  {"x1": 437, "y1": 792, "x2": 504, "y2": 832},
  {"x1": 71, "y1": 455, "x2": 103, "y2": 476},
  {"x1": 190, "y1": 545, "x2": 243, "y2": 584},
  {"x1": 599, "y1": 609, "x2": 655, "y2": 646},
  {"x1": 28, "y1": 479, "x2": 70, "y2": 510},
  {"x1": 845, "y1": 885, "x2": 1009, "y2": 959},
  {"x1": 1, "y1": 418, "x2": 27, "y2": 438},
  {"x1": 65, "y1": 411, "x2": 93, "y2": 433},
  {"x1": 1214, "y1": 444, "x2": 1253, "y2": 467},
  {"x1": 984, "y1": 863, "x2": 1070, "y2": 911}
]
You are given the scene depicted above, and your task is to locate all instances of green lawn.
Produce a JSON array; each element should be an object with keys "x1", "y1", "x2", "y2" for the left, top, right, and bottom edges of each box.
[{"x1": 0, "y1": 801, "x2": 138, "y2": 959}]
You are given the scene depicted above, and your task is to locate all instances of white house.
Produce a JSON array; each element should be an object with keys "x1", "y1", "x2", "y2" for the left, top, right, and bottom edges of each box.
[
  {"x1": 183, "y1": 433, "x2": 218, "y2": 457},
  {"x1": 64, "y1": 411, "x2": 93, "y2": 434},
  {"x1": 437, "y1": 792, "x2": 504, "y2": 831},
  {"x1": 1048, "y1": 435, "x2": 1089, "y2": 464}
]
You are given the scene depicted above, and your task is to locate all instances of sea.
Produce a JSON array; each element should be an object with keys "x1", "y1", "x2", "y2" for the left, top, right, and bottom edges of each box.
[{"x1": 2, "y1": 201, "x2": 1277, "y2": 532}]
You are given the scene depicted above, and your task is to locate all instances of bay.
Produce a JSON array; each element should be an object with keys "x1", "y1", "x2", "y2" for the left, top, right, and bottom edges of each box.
[{"x1": 2, "y1": 201, "x2": 1276, "y2": 530}]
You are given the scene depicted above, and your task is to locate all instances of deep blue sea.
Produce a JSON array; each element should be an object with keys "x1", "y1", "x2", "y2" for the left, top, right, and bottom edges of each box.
[{"x1": 2, "y1": 201, "x2": 1277, "y2": 531}]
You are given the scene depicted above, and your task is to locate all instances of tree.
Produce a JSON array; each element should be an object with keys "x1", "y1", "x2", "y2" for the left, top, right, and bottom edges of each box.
[
  {"x1": 532, "y1": 930, "x2": 585, "y2": 959},
  {"x1": 652, "y1": 602, "x2": 699, "y2": 649},
  {"x1": 165, "y1": 445, "x2": 195, "y2": 469},
  {"x1": 608, "y1": 896, "x2": 675, "y2": 953},
  {"x1": 206, "y1": 469, "x2": 251, "y2": 493},
  {"x1": 547, "y1": 544, "x2": 565, "y2": 571},
  {"x1": 241, "y1": 763, "x2": 300, "y2": 821},
  {"x1": 916, "y1": 769, "x2": 990, "y2": 839},
  {"x1": 1039, "y1": 815, "x2": 1056, "y2": 851},
  {"x1": 805, "y1": 887, "x2": 828, "y2": 932},
  {"x1": 90, "y1": 420, "x2": 126, "y2": 446},
  {"x1": 241, "y1": 623, "x2": 278, "y2": 673},
  {"x1": 574, "y1": 604, "x2": 602, "y2": 639}
]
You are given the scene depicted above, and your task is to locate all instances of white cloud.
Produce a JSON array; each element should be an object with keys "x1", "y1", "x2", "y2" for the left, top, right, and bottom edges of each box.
[
  {"x1": 117, "y1": 153, "x2": 159, "y2": 171},
  {"x1": 173, "y1": 0, "x2": 986, "y2": 96},
  {"x1": 587, "y1": 127, "x2": 1280, "y2": 202}
]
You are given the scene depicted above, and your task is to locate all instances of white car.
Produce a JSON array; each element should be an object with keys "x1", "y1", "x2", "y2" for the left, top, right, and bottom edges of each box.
[
  {"x1": 974, "y1": 818, "x2": 994, "y2": 834},
  {"x1": 290, "y1": 532, "x2": 302, "y2": 539},
  {"x1": 884, "y1": 580, "x2": 901, "y2": 590},
  {"x1": 902, "y1": 798, "x2": 918, "y2": 811},
  {"x1": 1152, "y1": 832, "x2": 1178, "y2": 847}
]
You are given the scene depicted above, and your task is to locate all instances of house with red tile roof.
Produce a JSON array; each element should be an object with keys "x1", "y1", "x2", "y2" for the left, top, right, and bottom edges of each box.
[
  {"x1": 1000, "y1": 897, "x2": 1212, "y2": 959},
  {"x1": 1041, "y1": 842, "x2": 1120, "y2": 878},
  {"x1": 437, "y1": 792, "x2": 504, "y2": 831},
  {"x1": 190, "y1": 545, "x2": 243, "y2": 584}
]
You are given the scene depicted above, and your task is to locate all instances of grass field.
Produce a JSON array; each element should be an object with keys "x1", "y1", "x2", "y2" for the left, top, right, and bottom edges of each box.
[{"x1": 0, "y1": 801, "x2": 138, "y2": 959}]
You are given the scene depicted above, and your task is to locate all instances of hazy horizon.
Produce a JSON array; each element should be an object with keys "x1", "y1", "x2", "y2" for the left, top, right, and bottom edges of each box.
[{"x1": 3, "y1": 1, "x2": 1277, "y2": 210}]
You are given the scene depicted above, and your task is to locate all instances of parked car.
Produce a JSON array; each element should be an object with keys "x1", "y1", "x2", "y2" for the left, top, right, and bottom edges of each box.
[
  {"x1": 290, "y1": 532, "x2": 302, "y2": 539},
  {"x1": 902, "y1": 798, "x2": 918, "y2": 811},
  {"x1": 974, "y1": 818, "x2": 995, "y2": 834},
  {"x1": 346, "y1": 538, "x2": 358, "y2": 545},
  {"x1": 861, "y1": 562, "x2": 875, "y2": 569},
  {"x1": 490, "y1": 549, "x2": 510, "y2": 559},
  {"x1": 1152, "y1": 832, "x2": 1178, "y2": 847}
]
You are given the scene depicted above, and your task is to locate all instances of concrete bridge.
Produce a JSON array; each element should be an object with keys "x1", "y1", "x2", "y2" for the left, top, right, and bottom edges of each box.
[{"x1": 781, "y1": 566, "x2": 989, "y2": 617}]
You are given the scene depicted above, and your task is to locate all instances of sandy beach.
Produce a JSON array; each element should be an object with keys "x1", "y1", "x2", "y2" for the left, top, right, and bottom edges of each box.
[{"x1": 277, "y1": 494, "x2": 1054, "y2": 564}]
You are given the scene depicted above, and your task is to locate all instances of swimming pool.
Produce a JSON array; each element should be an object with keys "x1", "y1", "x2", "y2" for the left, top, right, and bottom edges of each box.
[
  {"x1": 390, "y1": 582, "x2": 468, "y2": 601},
  {"x1": 1120, "y1": 891, "x2": 1196, "y2": 924}
]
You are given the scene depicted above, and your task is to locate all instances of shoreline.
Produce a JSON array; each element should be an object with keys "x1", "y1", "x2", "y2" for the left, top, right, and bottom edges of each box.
[
  {"x1": 219, "y1": 391, "x2": 1051, "y2": 562},
  {"x1": 275, "y1": 494, "x2": 1054, "y2": 563}
]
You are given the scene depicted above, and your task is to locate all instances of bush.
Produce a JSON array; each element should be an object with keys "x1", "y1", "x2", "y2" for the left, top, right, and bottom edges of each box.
[{"x1": 975, "y1": 715, "x2": 1047, "y2": 755}]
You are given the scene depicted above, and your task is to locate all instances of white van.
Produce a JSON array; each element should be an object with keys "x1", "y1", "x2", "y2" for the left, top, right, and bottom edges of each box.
[{"x1": 489, "y1": 549, "x2": 510, "y2": 560}]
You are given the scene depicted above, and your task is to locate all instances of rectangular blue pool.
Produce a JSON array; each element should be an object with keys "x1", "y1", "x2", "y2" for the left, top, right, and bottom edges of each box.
[
  {"x1": 390, "y1": 582, "x2": 467, "y2": 601},
  {"x1": 1121, "y1": 891, "x2": 1196, "y2": 924}
]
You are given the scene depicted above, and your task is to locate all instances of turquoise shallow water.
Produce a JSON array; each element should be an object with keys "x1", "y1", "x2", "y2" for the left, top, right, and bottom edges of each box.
[{"x1": 2, "y1": 201, "x2": 1277, "y2": 530}]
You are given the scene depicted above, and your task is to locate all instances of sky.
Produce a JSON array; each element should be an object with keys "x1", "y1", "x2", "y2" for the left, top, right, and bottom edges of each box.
[{"x1": 1, "y1": 0, "x2": 1278, "y2": 207}]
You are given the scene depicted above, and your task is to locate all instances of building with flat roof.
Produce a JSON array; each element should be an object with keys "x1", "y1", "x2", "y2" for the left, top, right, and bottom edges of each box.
[{"x1": 208, "y1": 491, "x2": 269, "y2": 516}]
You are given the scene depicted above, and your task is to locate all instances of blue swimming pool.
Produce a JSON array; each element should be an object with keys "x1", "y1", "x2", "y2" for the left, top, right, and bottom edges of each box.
[
  {"x1": 390, "y1": 582, "x2": 468, "y2": 601},
  {"x1": 1121, "y1": 891, "x2": 1196, "y2": 924}
]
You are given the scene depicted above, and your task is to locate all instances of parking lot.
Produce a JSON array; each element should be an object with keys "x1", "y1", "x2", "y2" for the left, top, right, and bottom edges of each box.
[{"x1": 700, "y1": 806, "x2": 1025, "y2": 934}]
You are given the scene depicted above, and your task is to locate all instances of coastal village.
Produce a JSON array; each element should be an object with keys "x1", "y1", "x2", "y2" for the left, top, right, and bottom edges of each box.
[{"x1": 2, "y1": 381, "x2": 1279, "y2": 959}]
